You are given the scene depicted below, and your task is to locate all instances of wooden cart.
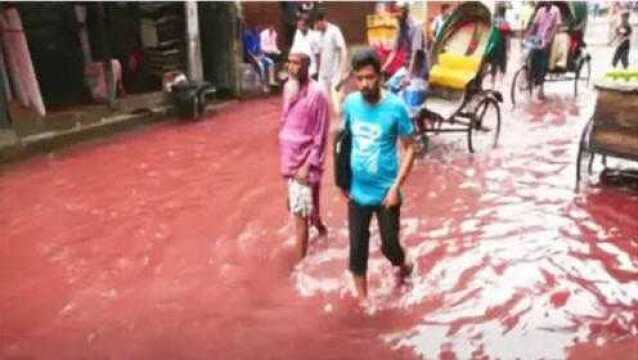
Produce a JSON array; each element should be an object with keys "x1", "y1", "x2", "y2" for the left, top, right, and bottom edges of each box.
[{"x1": 575, "y1": 80, "x2": 638, "y2": 190}]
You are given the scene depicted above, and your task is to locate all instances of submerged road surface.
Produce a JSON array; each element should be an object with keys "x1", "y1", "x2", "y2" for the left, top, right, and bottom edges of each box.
[{"x1": 2, "y1": 70, "x2": 638, "y2": 359}]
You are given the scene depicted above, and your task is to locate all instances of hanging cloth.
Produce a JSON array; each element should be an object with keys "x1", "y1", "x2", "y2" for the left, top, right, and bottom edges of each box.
[
  {"x1": 0, "y1": 36, "x2": 13, "y2": 102},
  {"x1": 74, "y1": 5, "x2": 92, "y2": 65},
  {"x1": 0, "y1": 7, "x2": 46, "y2": 117}
]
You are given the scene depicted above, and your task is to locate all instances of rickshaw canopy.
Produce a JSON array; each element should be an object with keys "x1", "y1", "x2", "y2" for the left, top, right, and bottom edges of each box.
[
  {"x1": 429, "y1": 2, "x2": 493, "y2": 90},
  {"x1": 432, "y1": 1, "x2": 493, "y2": 60}
]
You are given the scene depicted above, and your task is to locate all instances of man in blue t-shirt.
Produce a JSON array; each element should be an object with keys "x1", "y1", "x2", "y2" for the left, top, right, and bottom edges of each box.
[{"x1": 340, "y1": 48, "x2": 417, "y2": 299}]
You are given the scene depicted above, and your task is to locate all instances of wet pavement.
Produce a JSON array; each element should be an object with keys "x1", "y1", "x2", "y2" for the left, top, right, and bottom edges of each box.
[{"x1": 2, "y1": 42, "x2": 638, "y2": 360}]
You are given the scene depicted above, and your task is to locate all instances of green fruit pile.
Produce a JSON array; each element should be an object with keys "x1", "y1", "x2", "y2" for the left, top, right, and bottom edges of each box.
[{"x1": 604, "y1": 68, "x2": 638, "y2": 82}]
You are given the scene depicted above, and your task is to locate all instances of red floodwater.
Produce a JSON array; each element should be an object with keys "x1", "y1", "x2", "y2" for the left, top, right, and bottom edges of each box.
[{"x1": 2, "y1": 53, "x2": 638, "y2": 360}]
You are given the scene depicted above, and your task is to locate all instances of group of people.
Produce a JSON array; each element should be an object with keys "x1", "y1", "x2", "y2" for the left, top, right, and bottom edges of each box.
[
  {"x1": 242, "y1": 5, "x2": 348, "y2": 109},
  {"x1": 278, "y1": 3, "x2": 423, "y2": 300},
  {"x1": 279, "y1": 44, "x2": 416, "y2": 300},
  {"x1": 242, "y1": 25, "x2": 281, "y2": 93},
  {"x1": 275, "y1": 1, "x2": 636, "y2": 300}
]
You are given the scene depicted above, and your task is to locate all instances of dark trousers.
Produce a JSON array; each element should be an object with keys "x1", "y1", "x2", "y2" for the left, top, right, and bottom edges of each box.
[
  {"x1": 530, "y1": 48, "x2": 548, "y2": 86},
  {"x1": 348, "y1": 200, "x2": 406, "y2": 276},
  {"x1": 613, "y1": 43, "x2": 630, "y2": 69}
]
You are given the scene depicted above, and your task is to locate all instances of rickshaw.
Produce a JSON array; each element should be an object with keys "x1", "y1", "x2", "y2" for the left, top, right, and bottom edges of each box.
[
  {"x1": 409, "y1": 1, "x2": 503, "y2": 154},
  {"x1": 576, "y1": 71, "x2": 638, "y2": 191},
  {"x1": 351, "y1": 2, "x2": 501, "y2": 154},
  {"x1": 511, "y1": 1, "x2": 591, "y2": 106}
]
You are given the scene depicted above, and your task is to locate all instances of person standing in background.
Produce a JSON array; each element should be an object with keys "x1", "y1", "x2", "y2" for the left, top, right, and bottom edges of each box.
[
  {"x1": 610, "y1": 10, "x2": 633, "y2": 69},
  {"x1": 525, "y1": 1, "x2": 561, "y2": 100},
  {"x1": 381, "y1": 1, "x2": 427, "y2": 84},
  {"x1": 260, "y1": 25, "x2": 282, "y2": 64},
  {"x1": 292, "y1": 13, "x2": 321, "y2": 79},
  {"x1": 315, "y1": 11, "x2": 348, "y2": 114},
  {"x1": 281, "y1": 2, "x2": 301, "y2": 50},
  {"x1": 608, "y1": 2, "x2": 622, "y2": 44}
]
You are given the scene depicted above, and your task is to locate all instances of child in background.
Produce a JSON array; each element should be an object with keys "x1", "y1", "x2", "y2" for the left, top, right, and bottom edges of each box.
[{"x1": 610, "y1": 10, "x2": 632, "y2": 69}]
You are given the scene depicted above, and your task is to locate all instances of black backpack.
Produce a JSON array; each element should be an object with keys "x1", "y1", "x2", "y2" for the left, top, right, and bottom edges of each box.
[{"x1": 333, "y1": 120, "x2": 352, "y2": 192}]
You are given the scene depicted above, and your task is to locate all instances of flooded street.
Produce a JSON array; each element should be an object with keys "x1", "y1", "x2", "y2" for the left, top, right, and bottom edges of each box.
[{"x1": 2, "y1": 42, "x2": 638, "y2": 359}]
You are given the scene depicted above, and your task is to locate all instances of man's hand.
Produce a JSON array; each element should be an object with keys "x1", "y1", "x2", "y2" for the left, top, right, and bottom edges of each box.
[
  {"x1": 294, "y1": 164, "x2": 310, "y2": 184},
  {"x1": 382, "y1": 185, "x2": 400, "y2": 208}
]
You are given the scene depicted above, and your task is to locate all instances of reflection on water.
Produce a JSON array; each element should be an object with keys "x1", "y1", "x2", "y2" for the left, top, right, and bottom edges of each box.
[
  {"x1": 1, "y1": 78, "x2": 637, "y2": 359},
  {"x1": 294, "y1": 89, "x2": 638, "y2": 359}
]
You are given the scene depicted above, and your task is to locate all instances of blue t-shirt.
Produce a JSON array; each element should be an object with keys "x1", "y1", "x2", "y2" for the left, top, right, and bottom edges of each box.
[{"x1": 342, "y1": 92, "x2": 414, "y2": 206}]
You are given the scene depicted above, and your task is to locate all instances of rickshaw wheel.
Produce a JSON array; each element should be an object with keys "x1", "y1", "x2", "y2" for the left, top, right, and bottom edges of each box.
[
  {"x1": 468, "y1": 97, "x2": 501, "y2": 153},
  {"x1": 511, "y1": 66, "x2": 531, "y2": 107},
  {"x1": 575, "y1": 118, "x2": 594, "y2": 191}
]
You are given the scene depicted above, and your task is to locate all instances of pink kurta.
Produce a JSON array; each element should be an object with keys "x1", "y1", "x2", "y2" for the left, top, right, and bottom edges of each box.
[
  {"x1": 531, "y1": 5, "x2": 562, "y2": 48},
  {"x1": 279, "y1": 80, "x2": 329, "y2": 185}
]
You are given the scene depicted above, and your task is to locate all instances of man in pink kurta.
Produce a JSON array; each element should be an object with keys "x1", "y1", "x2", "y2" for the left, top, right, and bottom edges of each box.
[
  {"x1": 526, "y1": 2, "x2": 562, "y2": 99},
  {"x1": 530, "y1": 3, "x2": 561, "y2": 49},
  {"x1": 279, "y1": 43, "x2": 330, "y2": 263}
]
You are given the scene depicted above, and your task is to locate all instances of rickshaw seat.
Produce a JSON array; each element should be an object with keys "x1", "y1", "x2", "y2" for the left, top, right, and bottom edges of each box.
[
  {"x1": 429, "y1": 53, "x2": 482, "y2": 90},
  {"x1": 549, "y1": 32, "x2": 570, "y2": 71}
]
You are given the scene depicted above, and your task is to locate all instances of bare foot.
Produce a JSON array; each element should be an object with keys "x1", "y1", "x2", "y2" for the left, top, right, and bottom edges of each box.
[{"x1": 353, "y1": 274, "x2": 367, "y2": 300}]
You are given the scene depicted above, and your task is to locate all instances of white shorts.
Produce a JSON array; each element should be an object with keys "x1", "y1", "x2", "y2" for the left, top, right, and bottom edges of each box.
[{"x1": 287, "y1": 179, "x2": 314, "y2": 218}]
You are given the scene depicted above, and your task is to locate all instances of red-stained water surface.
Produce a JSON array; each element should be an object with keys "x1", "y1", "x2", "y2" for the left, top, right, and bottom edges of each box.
[{"x1": 2, "y1": 55, "x2": 638, "y2": 360}]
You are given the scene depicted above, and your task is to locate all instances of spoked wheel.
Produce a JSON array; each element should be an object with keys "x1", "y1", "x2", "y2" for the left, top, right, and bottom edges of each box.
[
  {"x1": 511, "y1": 65, "x2": 532, "y2": 107},
  {"x1": 468, "y1": 97, "x2": 501, "y2": 153},
  {"x1": 575, "y1": 118, "x2": 594, "y2": 191}
]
